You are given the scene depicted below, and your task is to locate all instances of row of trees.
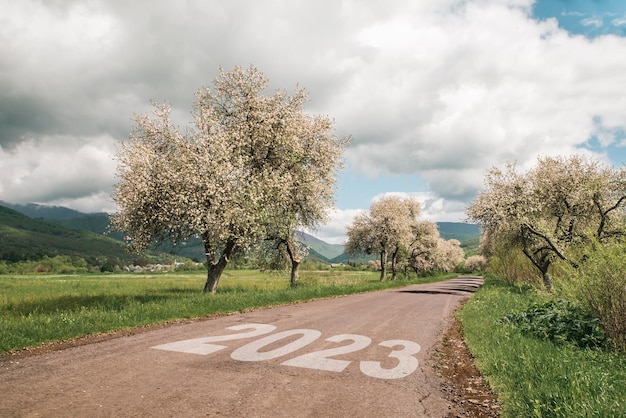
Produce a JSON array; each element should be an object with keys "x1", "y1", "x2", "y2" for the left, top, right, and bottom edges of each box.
[
  {"x1": 112, "y1": 66, "x2": 348, "y2": 292},
  {"x1": 345, "y1": 195, "x2": 465, "y2": 281},
  {"x1": 467, "y1": 155, "x2": 626, "y2": 350}
]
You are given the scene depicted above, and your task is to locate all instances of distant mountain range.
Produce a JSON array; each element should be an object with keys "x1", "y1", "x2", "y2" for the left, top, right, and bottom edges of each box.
[
  {"x1": 295, "y1": 231, "x2": 344, "y2": 260},
  {"x1": 0, "y1": 201, "x2": 481, "y2": 264},
  {"x1": 0, "y1": 205, "x2": 132, "y2": 263},
  {"x1": 0, "y1": 202, "x2": 86, "y2": 220}
]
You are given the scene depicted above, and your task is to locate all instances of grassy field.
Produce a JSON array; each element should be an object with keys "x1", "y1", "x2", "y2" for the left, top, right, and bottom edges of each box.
[
  {"x1": 0, "y1": 269, "x2": 453, "y2": 354},
  {"x1": 457, "y1": 275, "x2": 626, "y2": 417}
]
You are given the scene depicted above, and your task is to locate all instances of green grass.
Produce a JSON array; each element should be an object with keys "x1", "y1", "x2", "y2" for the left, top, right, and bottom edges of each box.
[
  {"x1": 457, "y1": 275, "x2": 626, "y2": 417},
  {"x1": 0, "y1": 269, "x2": 453, "y2": 354}
]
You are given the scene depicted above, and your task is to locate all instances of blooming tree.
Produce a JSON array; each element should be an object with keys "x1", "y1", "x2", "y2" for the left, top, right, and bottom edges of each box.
[
  {"x1": 112, "y1": 66, "x2": 346, "y2": 292},
  {"x1": 407, "y1": 221, "x2": 465, "y2": 275},
  {"x1": 467, "y1": 155, "x2": 626, "y2": 290},
  {"x1": 463, "y1": 255, "x2": 488, "y2": 272},
  {"x1": 406, "y1": 220, "x2": 439, "y2": 274},
  {"x1": 345, "y1": 196, "x2": 421, "y2": 281},
  {"x1": 431, "y1": 238, "x2": 465, "y2": 272}
]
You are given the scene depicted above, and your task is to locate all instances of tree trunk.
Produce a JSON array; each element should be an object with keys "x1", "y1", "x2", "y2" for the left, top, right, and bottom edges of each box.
[
  {"x1": 203, "y1": 261, "x2": 227, "y2": 293},
  {"x1": 379, "y1": 250, "x2": 387, "y2": 282},
  {"x1": 284, "y1": 239, "x2": 301, "y2": 288},
  {"x1": 521, "y1": 245, "x2": 554, "y2": 292},
  {"x1": 203, "y1": 238, "x2": 237, "y2": 293},
  {"x1": 542, "y1": 271, "x2": 553, "y2": 292},
  {"x1": 390, "y1": 246, "x2": 399, "y2": 281},
  {"x1": 290, "y1": 259, "x2": 300, "y2": 287}
]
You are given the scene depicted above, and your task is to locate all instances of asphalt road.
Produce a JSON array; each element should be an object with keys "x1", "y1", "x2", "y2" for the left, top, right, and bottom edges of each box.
[{"x1": 0, "y1": 276, "x2": 483, "y2": 417}]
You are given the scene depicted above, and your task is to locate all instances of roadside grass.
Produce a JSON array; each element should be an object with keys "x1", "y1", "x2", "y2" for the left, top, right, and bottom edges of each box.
[
  {"x1": 457, "y1": 275, "x2": 626, "y2": 417},
  {"x1": 0, "y1": 269, "x2": 453, "y2": 354}
]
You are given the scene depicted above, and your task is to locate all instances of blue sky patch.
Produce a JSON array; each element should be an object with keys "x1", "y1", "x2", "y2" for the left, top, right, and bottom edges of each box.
[{"x1": 533, "y1": 0, "x2": 626, "y2": 38}]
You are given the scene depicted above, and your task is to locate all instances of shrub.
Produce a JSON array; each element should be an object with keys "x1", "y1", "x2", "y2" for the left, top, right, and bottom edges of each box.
[
  {"x1": 460, "y1": 276, "x2": 626, "y2": 417},
  {"x1": 33, "y1": 263, "x2": 49, "y2": 273},
  {"x1": 570, "y1": 242, "x2": 626, "y2": 352},
  {"x1": 0, "y1": 256, "x2": 91, "y2": 275},
  {"x1": 174, "y1": 259, "x2": 204, "y2": 271},
  {"x1": 100, "y1": 262, "x2": 115, "y2": 273},
  {"x1": 367, "y1": 260, "x2": 380, "y2": 271},
  {"x1": 488, "y1": 246, "x2": 542, "y2": 286},
  {"x1": 500, "y1": 299, "x2": 610, "y2": 350}
]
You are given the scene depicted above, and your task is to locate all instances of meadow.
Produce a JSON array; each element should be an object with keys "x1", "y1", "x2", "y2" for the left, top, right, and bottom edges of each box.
[
  {"x1": 458, "y1": 275, "x2": 626, "y2": 417},
  {"x1": 0, "y1": 269, "x2": 452, "y2": 354}
]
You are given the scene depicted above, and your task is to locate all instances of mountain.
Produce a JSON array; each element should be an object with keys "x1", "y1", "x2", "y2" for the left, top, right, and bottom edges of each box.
[
  {"x1": 295, "y1": 231, "x2": 344, "y2": 260},
  {"x1": 0, "y1": 205, "x2": 133, "y2": 263},
  {"x1": 0, "y1": 203, "x2": 344, "y2": 262},
  {"x1": 436, "y1": 222, "x2": 481, "y2": 241},
  {"x1": 0, "y1": 201, "x2": 85, "y2": 220}
]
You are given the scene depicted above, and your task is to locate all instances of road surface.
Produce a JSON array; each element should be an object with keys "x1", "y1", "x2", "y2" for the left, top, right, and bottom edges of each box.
[{"x1": 1, "y1": 276, "x2": 483, "y2": 417}]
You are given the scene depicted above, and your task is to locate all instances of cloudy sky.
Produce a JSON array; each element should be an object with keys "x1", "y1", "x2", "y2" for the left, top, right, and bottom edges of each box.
[{"x1": 2, "y1": 0, "x2": 626, "y2": 244}]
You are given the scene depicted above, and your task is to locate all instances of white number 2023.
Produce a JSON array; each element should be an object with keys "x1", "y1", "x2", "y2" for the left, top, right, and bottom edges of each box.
[{"x1": 152, "y1": 323, "x2": 421, "y2": 380}]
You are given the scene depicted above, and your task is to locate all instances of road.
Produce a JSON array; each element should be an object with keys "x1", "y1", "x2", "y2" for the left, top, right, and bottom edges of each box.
[{"x1": 1, "y1": 276, "x2": 483, "y2": 417}]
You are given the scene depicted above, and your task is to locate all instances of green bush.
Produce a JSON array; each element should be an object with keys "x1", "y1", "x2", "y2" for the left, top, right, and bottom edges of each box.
[
  {"x1": 568, "y1": 241, "x2": 626, "y2": 352},
  {"x1": 500, "y1": 299, "x2": 610, "y2": 350},
  {"x1": 0, "y1": 256, "x2": 91, "y2": 275},
  {"x1": 174, "y1": 259, "x2": 204, "y2": 271},
  {"x1": 488, "y1": 245, "x2": 542, "y2": 286},
  {"x1": 300, "y1": 260, "x2": 331, "y2": 271}
]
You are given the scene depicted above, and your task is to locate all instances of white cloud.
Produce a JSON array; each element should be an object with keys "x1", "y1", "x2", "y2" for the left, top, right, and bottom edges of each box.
[
  {"x1": 1, "y1": 0, "x2": 626, "y2": 229},
  {"x1": 581, "y1": 17, "x2": 603, "y2": 28},
  {"x1": 306, "y1": 208, "x2": 364, "y2": 245},
  {"x1": 612, "y1": 16, "x2": 626, "y2": 27},
  {"x1": 0, "y1": 135, "x2": 117, "y2": 210},
  {"x1": 338, "y1": 1, "x2": 626, "y2": 201},
  {"x1": 46, "y1": 191, "x2": 117, "y2": 214}
]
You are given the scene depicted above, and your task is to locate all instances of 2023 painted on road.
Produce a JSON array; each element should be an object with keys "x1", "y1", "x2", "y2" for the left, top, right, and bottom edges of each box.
[{"x1": 152, "y1": 323, "x2": 421, "y2": 380}]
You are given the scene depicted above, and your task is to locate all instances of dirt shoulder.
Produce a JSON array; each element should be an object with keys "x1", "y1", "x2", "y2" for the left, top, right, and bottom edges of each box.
[{"x1": 437, "y1": 316, "x2": 501, "y2": 417}]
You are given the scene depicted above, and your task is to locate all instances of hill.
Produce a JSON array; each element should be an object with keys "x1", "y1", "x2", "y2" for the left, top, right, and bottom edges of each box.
[
  {"x1": 0, "y1": 201, "x2": 85, "y2": 220},
  {"x1": 436, "y1": 222, "x2": 481, "y2": 241},
  {"x1": 0, "y1": 205, "x2": 133, "y2": 263},
  {"x1": 295, "y1": 231, "x2": 344, "y2": 260}
]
